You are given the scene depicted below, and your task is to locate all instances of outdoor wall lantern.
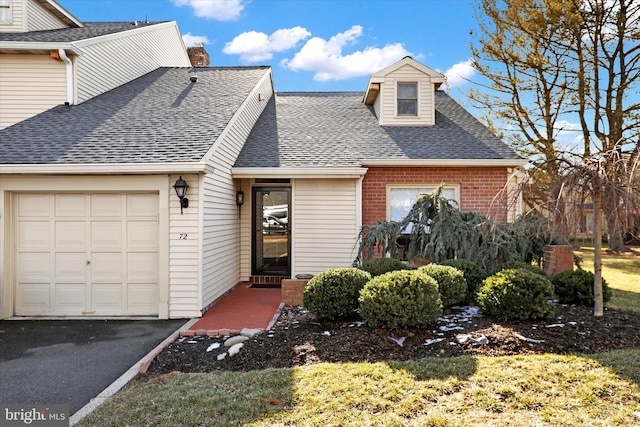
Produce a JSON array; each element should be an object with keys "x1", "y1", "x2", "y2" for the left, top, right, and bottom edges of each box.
[
  {"x1": 236, "y1": 190, "x2": 245, "y2": 207},
  {"x1": 173, "y1": 176, "x2": 189, "y2": 214}
]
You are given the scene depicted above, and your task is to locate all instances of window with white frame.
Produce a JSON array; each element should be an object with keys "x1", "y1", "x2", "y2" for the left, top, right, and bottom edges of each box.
[
  {"x1": 0, "y1": 0, "x2": 11, "y2": 23},
  {"x1": 388, "y1": 185, "x2": 459, "y2": 231},
  {"x1": 397, "y1": 82, "x2": 418, "y2": 116}
]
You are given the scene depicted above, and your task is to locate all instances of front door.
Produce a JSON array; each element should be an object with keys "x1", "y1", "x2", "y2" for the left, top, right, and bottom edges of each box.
[{"x1": 252, "y1": 187, "x2": 291, "y2": 276}]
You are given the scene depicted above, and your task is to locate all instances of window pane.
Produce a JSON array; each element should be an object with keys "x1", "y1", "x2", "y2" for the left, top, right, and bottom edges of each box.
[
  {"x1": 398, "y1": 83, "x2": 417, "y2": 98},
  {"x1": 389, "y1": 187, "x2": 456, "y2": 223},
  {"x1": 397, "y1": 100, "x2": 417, "y2": 115}
]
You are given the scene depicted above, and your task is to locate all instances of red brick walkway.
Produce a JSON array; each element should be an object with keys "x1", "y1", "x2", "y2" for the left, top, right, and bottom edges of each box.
[{"x1": 189, "y1": 282, "x2": 282, "y2": 331}]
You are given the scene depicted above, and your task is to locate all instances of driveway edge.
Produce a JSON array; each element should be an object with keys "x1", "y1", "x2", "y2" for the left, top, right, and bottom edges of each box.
[{"x1": 69, "y1": 318, "x2": 198, "y2": 426}]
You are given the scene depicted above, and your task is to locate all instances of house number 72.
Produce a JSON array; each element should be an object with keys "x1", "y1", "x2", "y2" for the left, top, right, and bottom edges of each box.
[{"x1": 179, "y1": 234, "x2": 188, "y2": 240}]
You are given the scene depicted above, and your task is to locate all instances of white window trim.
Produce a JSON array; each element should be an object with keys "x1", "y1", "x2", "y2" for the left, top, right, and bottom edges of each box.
[
  {"x1": 0, "y1": 0, "x2": 11, "y2": 24},
  {"x1": 386, "y1": 183, "x2": 460, "y2": 223},
  {"x1": 396, "y1": 81, "x2": 419, "y2": 117}
]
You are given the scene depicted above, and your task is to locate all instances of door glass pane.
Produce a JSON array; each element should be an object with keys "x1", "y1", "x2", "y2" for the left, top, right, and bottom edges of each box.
[{"x1": 253, "y1": 188, "x2": 290, "y2": 276}]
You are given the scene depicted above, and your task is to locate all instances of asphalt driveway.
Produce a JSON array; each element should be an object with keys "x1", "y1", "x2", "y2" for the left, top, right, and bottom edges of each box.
[{"x1": 0, "y1": 319, "x2": 186, "y2": 414}]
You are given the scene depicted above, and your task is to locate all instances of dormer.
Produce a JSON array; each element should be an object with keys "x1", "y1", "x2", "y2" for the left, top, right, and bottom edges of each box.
[
  {"x1": 0, "y1": 0, "x2": 83, "y2": 33},
  {"x1": 363, "y1": 56, "x2": 445, "y2": 126}
]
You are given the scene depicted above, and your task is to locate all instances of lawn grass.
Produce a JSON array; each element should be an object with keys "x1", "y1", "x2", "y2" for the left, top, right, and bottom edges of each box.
[
  {"x1": 78, "y1": 350, "x2": 640, "y2": 427},
  {"x1": 574, "y1": 246, "x2": 640, "y2": 314}
]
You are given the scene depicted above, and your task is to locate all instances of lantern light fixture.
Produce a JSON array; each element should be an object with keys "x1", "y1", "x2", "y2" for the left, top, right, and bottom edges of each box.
[
  {"x1": 236, "y1": 190, "x2": 244, "y2": 207},
  {"x1": 173, "y1": 176, "x2": 189, "y2": 214}
]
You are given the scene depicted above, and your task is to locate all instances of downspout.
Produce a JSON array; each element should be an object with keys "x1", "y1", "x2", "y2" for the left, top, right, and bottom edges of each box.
[{"x1": 57, "y1": 48, "x2": 74, "y2": 105}]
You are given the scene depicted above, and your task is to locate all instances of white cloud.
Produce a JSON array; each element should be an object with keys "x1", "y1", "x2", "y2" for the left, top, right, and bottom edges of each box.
[
  {"x1": 182, "y1": 32, "x2": 210, "y2": 47},
  {"x1": 223, "y1": 27, "x2": 311, "y2": 63},
  {"x1": 170, "y1": 0, "x2": 244, "y2": 21},
  {"x1": 444, "y1": 59, "x2": 476, "y2": 88},
  {"x1": 281, "y1": 25, "x2": 411, "y2": 81}
]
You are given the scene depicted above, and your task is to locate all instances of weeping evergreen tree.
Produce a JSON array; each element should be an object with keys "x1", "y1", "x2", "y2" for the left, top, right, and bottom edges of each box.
[{"x1": 355, "y1": 186, "x2": 553, "y2": 273}]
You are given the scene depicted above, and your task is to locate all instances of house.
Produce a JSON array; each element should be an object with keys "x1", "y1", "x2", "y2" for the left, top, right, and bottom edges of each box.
[
  {"x1": 0, "y1": 6, "x2": 525, "y2": 320},
  {"x1": 0, "y1": 0, "x2": 190, "y2": 129}
]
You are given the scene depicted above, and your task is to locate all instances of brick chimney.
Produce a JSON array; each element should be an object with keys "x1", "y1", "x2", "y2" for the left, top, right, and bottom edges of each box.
[{"x1": 187, "y1": 43, "x2": 210, "y2": 67}]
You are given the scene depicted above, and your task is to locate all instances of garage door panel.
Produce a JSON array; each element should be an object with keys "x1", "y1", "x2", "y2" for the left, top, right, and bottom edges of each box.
[
  {"x1": 55, "y1": 221, "x2": 86, "y2": 250},
  {"x1": 55, "y1": 252, "x2": 87, "y2": 283},
  {"x1": 91, "y1": 221, "x2": 122, "y2": 250},
  {"x1": 17, "y1": 221, "x2": 50, "y2": 250},
  {"x1": 128, "y1": 252, "x2": 158, "y2": 283},
  {"x1": 128, "y1": 284, "x2": 158, "y2": 314},
  {"x1": 16, "y1": 284, "x2": 51, "y2": 314},
  {"x1": 54, "y1": 284, "x2": 86, "y2": 313},
  {"x1": 17, "y1": 194, "x2": 51, "y2": 217},
  {"x1": 91, "y1": 194, "x2": 123, "y2": 217},
  {"x1": 15, "y1": 193, "x2": 159, "y2": 317},
  {"x1": 92, "y1": 284, "x2": 123, "y2": 313},
  {"x1": 17, "y1": 252, "x2": 50, "y2": 282},
  {"x1": 55, "y1": 194, "x2": 86, "y2": 217},
  {"x1": 91, "y1": 253, "x2": 122, "y2": 283},
  {"x1": 127, "y1": 221, "x2": 157, "y2": 250}
]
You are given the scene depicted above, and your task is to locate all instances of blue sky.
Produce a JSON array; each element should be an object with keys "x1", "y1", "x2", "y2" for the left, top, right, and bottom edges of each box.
[{"x1": 57, "y1": 0, "x2": 479, "y2": 94}]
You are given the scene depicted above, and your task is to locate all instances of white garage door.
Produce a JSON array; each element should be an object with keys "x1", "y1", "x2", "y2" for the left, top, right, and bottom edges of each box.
[{"x1": 15, "y1": 193, "x2": 159, "y2": 316}]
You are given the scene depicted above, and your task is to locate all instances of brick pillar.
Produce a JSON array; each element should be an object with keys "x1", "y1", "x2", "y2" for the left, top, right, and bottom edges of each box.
[
  {"x1": 544, "y1": 245, "x2": 574, "y2": 276},
  {"x1": 281, "y1": 274, "x2": 313, "y2": 306},
  {"x1": 187, "y1": 43, "x2": 210, "y2": 67}
]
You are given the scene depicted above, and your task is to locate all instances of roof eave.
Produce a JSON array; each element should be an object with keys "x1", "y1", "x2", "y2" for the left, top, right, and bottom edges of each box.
[
  {"x1": 0, "y1": 162, "x2": 211, "y2": 174},
  {"x1": 37, "y1": 0, "x2": 84, "y2": 28},
  {"x1": 0, "y1": 41, "x2": 85, "y2": 55},
  {"x1": 361, "y1": 158, "x2": 528, "y2": 167},
  {"x1": 232, "y1": 166, "x2": 368, "y2": 179}
]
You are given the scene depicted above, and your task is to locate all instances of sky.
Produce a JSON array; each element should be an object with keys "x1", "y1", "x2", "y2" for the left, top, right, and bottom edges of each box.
[{"x1": 57, "y1": 0, "x2": 480, "y2": 95}]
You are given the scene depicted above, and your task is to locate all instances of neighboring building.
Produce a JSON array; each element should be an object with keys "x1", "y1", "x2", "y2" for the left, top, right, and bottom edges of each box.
[
  {"x1": 0, "y1": 5, "x2": 526, "y2": 320},
  {"x1": 0, "y1": 0, "x2": 190, "y2": 129}
]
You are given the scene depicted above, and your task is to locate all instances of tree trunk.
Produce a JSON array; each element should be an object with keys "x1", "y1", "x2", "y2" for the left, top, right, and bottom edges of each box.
[{"x1": 593, "y1": 183, "x2": 604, "y2": 317}]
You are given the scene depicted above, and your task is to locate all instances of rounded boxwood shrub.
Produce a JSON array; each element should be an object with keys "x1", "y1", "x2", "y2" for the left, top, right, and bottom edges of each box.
[
  {"x1": 497, "y1": 260, "x2": 547, "y2": 277},
  {"x1": 418, "y1": 264, "x2": 467, "y2": 308},
  {"x1": 360, "y1": 257, "x2": 410, "y2": 278},
  {"x1": 440, "y1": 259, "x2": 488, "y2": 302},
  {"x1": 476, "y1": 269, "x2": 555, "y2": 321},
  {"x1": 303, "y1": 268, "x2": 371, "y2": 320},
  {"x1": 359, "y1": 270, "x2": 442, "y2": 328},
  {"x1": 551, "y1": 269, "x2": 612, "y2": 306}
]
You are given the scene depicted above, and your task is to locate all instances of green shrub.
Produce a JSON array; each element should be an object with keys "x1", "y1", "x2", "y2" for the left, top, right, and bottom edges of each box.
[
  {"x1": 303, "y1": 268, "x2": 372, "y2": 320},
  {"x1": 551, "y1": 269, "x2": 612, "y2": 306},
  {"x1": 359, "y1": 270, "x2": 442, "y2": 328},
  {"x1": 418, "y1": 264, "x2": 467, "y2": 308},
  {"x1": 476, "y1": 269, "x2": 555, "y2": 321},
  {"x1": 360, "y1": 257, "x2": 410, "y2": 277},
  {"x1": 439, "y1": 259, "x2": 488, "y2": 302},
  {"x1": 497, "y1": 260, "x2": 547, "y2": 277}
]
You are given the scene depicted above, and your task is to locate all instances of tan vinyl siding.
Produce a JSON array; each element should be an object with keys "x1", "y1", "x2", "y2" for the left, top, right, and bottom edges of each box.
[
  {"x1": 168, "y1": 173, "x2": 201, "y2": 318},
  {"x1": 74, "y1": 23, "x2": 190, "y2": 103},
  {"x1": 200, "y1": 70, "x2": 274, "y2": 309},
  {"x1": 26, "y1": 0, "x2": 65, "y2": 31},
  {"x1": 0, "y1": 0, "x2": 25, "y2": 32},
  {"x1": 0, "y1": 54, "x2": 66, "y2": 129},
  {"x1": 292, "y1": 178, "x2": 359, "y2": 275},
  {"x1": 378, "y1": 64, "x2": 435, "y2": 126}
]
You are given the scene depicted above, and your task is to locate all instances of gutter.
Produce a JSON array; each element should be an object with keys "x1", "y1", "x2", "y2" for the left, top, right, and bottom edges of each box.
[
  {"x1": 57, "y1": 48, "x2": 74, "y2": 105},
  {"x1": 360, "y1": 158, "x2": 529, "y2": 167},
  {"x1": 232, "y1": 167, "x2": 368, "y2": 179},
  {"x1": 0, "y1": 162, "x2": 212, "y2": 175}
]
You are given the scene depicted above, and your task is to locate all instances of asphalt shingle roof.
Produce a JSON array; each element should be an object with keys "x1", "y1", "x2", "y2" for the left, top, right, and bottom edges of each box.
[
  {"x1": 0, "y1": 21, "x2": 166, "y2": 43},
  {"x1": 0, "y1": 66, "x2": 270, "y2": 164},
  {"x1": 234, "y1": 91, "x2": 521, "y2": 168}
]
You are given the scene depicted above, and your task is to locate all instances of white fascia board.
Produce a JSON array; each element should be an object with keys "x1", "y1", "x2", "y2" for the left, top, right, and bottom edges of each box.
[
  {"x1": 40, "y1": 0, "x2": 84, "y2": 27},
  {"x1": 0, "y1": 42, "x2": 84, "y2": 55},
  {"x1": 231, "y1": 167, "x2": 368, "y2": 179},
  {"x1": 0, "y1": 162, "x2": 211, "y2": 174},
  {"x1": 360, "y1": 158, "x2": 529, "y2": 167}
]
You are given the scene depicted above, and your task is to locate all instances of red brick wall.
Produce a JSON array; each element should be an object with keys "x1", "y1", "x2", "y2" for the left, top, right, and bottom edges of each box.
[{"x1": 362, "y1": 166, "x2": 509, "y2": 225}]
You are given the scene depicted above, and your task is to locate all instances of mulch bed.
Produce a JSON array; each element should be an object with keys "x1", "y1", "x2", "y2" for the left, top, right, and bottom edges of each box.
[{"x1": 146, "y1": 303, "x2": 640, "y2": 375}]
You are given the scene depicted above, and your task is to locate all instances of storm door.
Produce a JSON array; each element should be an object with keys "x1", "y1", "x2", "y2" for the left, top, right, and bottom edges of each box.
[{"x1": 252, "y1": 187, "x2": 291, "y2": 276}]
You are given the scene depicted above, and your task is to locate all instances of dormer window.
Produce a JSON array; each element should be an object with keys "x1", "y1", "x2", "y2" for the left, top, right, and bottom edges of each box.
[
  {"x1": 0, "y1": 0, "x2": 11, "y2": 23},
  {"x1": 397, "y1": 82, "x2": 417, "y2": 116}
]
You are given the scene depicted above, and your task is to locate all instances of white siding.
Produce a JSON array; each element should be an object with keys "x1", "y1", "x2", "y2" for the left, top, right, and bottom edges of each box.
[
  {"x1": 26, "y1": 0, "x2": 65, "y2": 31},
  {"x1": 0, "y1": 0, "x2": 25, "y2": 32},
  {"x1": 168, "y1": 173, "x2": 201, "y2": 318},
  {"x1": 74, "y1": 22, "x2": 190, "y2": 103},
  {"x1": 0, "y1": 54, "x2": 66, "y2": 129},
  {"x1": 292, "y1": 178, "x2": 360, "y2": 275},
  {"x1": 378, "y1": 64, "x2": 436, "y2": 126},
  {"x1": 200, "y1": 71, "x2": 274, "y2": 309}
]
